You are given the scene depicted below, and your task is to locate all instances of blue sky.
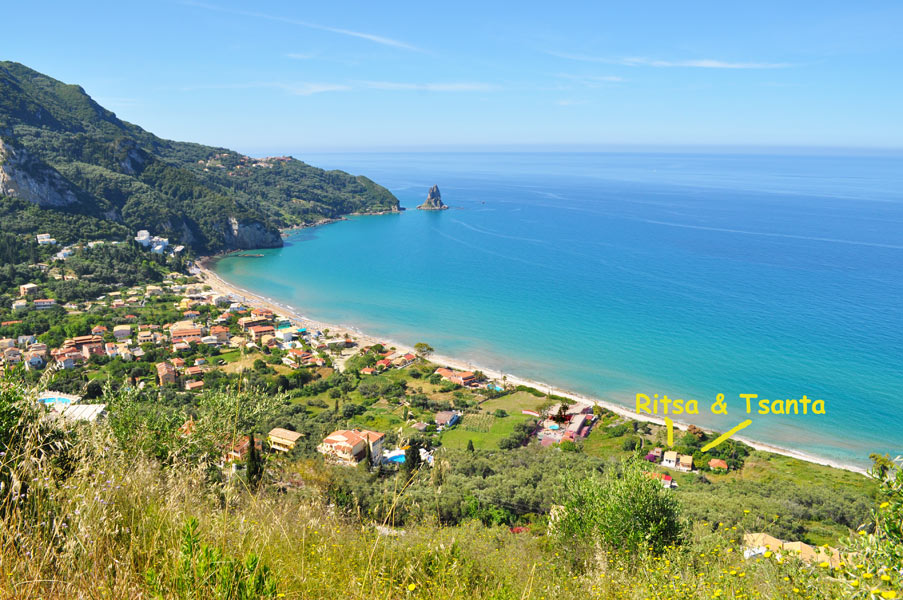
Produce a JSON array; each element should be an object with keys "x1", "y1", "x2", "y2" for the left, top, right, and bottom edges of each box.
[{"x1": 4, "y1": 1, "x2": 902, "y2": 153}]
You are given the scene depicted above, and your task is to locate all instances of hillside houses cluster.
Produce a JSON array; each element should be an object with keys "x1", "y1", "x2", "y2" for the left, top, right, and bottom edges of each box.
[
  {"x1": 0, "y1": 276, "x2": 330, "y2": 381},
  {"x1": 358, "y1": 347, "x2": 416, "y2": 376}
]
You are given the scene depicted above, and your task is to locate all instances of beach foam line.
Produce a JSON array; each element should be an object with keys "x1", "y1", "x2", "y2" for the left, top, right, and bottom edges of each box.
[{"x1": 195, "y1": 261, "x2": 868, "y2": 475}]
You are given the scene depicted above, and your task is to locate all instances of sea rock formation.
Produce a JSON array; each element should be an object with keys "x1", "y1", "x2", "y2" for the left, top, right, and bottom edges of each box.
[{"x1": 417, "y1": 185, "x2": 448, "y2": 210}]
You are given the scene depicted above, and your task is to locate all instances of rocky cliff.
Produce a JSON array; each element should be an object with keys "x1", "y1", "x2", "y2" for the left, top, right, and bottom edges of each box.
[
  {"x1": 417, "y1": 185, "x2": 448, "y2": 210},
  {"x1": 0, "y1": 137, "x2": 79, "y2": 208}
]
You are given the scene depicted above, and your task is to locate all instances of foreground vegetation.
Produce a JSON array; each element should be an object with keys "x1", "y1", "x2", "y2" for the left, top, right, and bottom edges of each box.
[{"x1": 1, "y1": 381, "x2": 900, "y2": 599}]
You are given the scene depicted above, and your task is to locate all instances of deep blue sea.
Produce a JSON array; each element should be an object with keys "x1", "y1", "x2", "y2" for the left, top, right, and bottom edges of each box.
[{"x1": 213, "y1": 152, "x2": 903, "y2": 466}]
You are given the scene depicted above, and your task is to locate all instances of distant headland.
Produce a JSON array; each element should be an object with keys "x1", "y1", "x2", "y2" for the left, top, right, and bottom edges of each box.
[{"x1": 417, "y1": 185, "x2": 448, "y2": 210}]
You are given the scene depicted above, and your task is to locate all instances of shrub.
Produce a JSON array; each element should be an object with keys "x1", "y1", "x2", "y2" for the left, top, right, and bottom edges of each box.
[{"x1": 555, "y1": 458, "x2": 684, "y2": 561}]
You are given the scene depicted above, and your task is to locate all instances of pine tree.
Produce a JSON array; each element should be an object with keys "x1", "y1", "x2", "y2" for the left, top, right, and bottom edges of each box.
[{"x1": 466, "y1": 439, "x2": 475, "y2": 452}]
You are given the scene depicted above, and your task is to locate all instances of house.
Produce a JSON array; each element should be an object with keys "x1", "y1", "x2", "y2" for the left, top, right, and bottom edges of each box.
[
  {"x1": 170, "y1": 357, "x2": 185, "y2": 369},
  {"x1": 708, "y1": 458, "x2": 729, "y2": 472},
  {"x1": 145, "y1": 285, "x2": 163, "y2": 296},
  {"x1": 112, "y1": 324, "x2": 132, "y2": 340},
  {"x1": 223, "y1": 436, "x2": 263, "y2": 463},
  {"x1": 566, "y1": 413, "x2": 591, "y2": 437},
  {"x1": 360, "y1": 367, "x2": 376, "y2": 376},
  {"x1": 2, "y1": 348, "x2": 22, "y2": 364},
  {"x1": 91, "y1": 325, "x2": 108, "y2": 335},
  {"x1": 184, "y1": 380, "x2": 204, "y2": 391},
  {"x1": 677, "y1": 454, "x2": 694, "y2": 472},
  {"x1": 375, "y1": 358, "x2": 393, "y2": 370},
  {"x1": 248, "y1": 325, "x2": 275, "y2": 342},
  {"x1": 662, "y1": 451, "x2": 678, "y2": 468},
  {"x1": 24, "y1": 352, "x2": 45, "y2": 370},
  {"x1": 36, "y1": 233, "x2": 56, "y2": 245},
  {"x1": 412, "y1": 422, "x2": 429, "y2": 432},
  {"x1": 251, "y1": 307, "x2": 274, "y2": 319},
  {"x1": 17, "y1": 334, "x2": 36, "y2": 347},
  {"x1": 743, "y1": 533, "x2": 784, "y2": 555},
  {"x1": 268, "y1": 428, "x2": 303, "y2": 452},
  {"x1": 184, "y1": 365, "x2": 205, "y2": 378},
  {"x1": 170, "y1": 326, "x2": 203, "y2": 344},
  {"x1": 116, "y1": 344, "x2": 133, "y2": 361},
  {"x1": 33, "y1": 298, "x2": 56, "y2": 310},
  {"x1": 19, "y1": 283, "x2": 39, "y2": 297},
  {"x1": 274, "y1": 329, "x2": 294, "y2": 343},
  {"x1": 27, "y1": 342, "x2": 48, "y2": 357},
  {"x1": 434, "y1": 367, "x2": 476, "y2": 387},
  {"x1": 651, "y1": 447, "x2": 663, "y2": 460},
  {"x1": 156, "y1": 361, "x2": 177, "y2": 386},
  {"x1": 393, "y1": 353, "x2": 416, "y2": 368},
  {"x1": 646, "y1": 472, "x2": 675, "y2": 489},
  {"x1": 81, "y1": 344, "x2": 104, "y2": 360},
  {"x1": 317, "y1": 429, "x2": 384, "y2": 466},
  {"x1": 64, "y1": 334, "x2": 104, "y2": 350},
  {"x1": 11, "y1": 299, "x2": 27, "y2": 311},
  {"x1": 137, "y1": 331, "x2": 155, "y2": 345},
  {"x1": 0, "y1": 338, "x2": 15, "y2": 350},
  {"x1": 742, "y1": 533, "x2": 841, "y2": 567},
  {"x1": 434, "y1": 411, "x2": 460, "y2": 427},
  {"x1": 210, "y1": 325, "x2": 230, "y2": 343},
  {"x1": 200, "y1": 335, "x2": 221, "y2": 346},
  {"x1": 238, "y1": 316, "x2": 269, "y2": 331}
]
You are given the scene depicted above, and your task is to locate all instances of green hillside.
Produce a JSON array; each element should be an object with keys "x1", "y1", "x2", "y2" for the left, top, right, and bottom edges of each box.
[{"x1": 0, "y1": 61, "x2": 399, "y2": 252}]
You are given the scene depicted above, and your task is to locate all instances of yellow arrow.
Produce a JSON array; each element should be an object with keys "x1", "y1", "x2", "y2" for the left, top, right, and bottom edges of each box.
[
  {"x1": 664, "y1": 417, "x2": 674, "y2": 447},
  {"x1": 701, "y1": 419, "x2": 752, "y2": 452}
]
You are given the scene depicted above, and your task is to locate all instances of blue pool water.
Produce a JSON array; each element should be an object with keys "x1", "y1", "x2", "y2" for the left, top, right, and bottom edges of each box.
[
  {"x1": 41, "y1": 396, "x2": 73, "y2": 406},
  {"x1": 213, "y1": 152, "x2": 903, "y2": 466}
]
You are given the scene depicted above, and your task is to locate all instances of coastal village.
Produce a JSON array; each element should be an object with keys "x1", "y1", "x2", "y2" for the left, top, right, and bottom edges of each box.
[
  {"x1": 1, "y1": 243, "x2": 751, "y2": 478},
  {"x1": 0, "y1": 237, "x2": 860, "y2": 572}
]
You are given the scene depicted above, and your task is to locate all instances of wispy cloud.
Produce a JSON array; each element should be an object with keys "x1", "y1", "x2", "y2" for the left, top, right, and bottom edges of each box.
[
  {"x1": 556, "y1": 73, "x2": 624, "y2": 87},
  {"x1": 286, "y1": 52, "x2": 317, "y2": 60},
  {"x1": 182, "y1": 1, "x2": 419, "y2": 51},
  {"x1": 361, "y1": 81, "x2": 498, "y2": 92},
  {"x1": 180, "y1": 80, "x2": 496, "y2": 96},
  {"x1": 548, "y1": 51, "x2": 791, "y2": 69},
  {"x1": 179, "y1": 82, "x2": 350, "y2": 96},
  {"x1": 556, "y1": 99, "x2": 588, "y2": 106}
]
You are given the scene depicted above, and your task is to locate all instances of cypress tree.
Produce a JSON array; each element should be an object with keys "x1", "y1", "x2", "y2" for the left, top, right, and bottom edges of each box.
[{"x1": 246, "y1": 433, "x2": 264, "y2": 490}]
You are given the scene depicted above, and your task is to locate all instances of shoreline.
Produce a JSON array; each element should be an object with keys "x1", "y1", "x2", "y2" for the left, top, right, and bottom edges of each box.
[{"x1": 194, "y1": 255, "x2": 868, "y2": 476}]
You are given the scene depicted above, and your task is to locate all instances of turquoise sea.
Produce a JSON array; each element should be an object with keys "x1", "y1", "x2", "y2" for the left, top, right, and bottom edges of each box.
[{"x1": 213, "y1": 152, "x2": 903, "y2": 467}]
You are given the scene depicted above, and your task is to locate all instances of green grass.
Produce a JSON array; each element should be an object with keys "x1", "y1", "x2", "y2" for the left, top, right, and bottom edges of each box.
[
  {"x1": 479, "y1": 390, "x2": 547, "y2": 414},
  {"x1": 440, "y1": 411, "x2": 533, "y2": 450},
  {"x1": 581, "y1": 428, "x2": 636, "y2": 458}
]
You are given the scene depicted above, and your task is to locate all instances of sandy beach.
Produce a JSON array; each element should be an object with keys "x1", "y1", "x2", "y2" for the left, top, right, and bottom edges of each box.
[{"x1": 194, "y1": 258, "x2": 868, "y2": 475}]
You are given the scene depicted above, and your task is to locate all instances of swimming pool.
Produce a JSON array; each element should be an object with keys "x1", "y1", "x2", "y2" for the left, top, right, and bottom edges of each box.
[
  {"x1": 38, "y1": 392, "x2": 80, "y2": 406},
  {"x1": 388, "y1": 455, "x2": 406, "y2": 463}
]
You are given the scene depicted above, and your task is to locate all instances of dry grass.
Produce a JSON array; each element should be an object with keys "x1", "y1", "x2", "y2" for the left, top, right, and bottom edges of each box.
[{"x1": 0, "y1": 383, "x2": 866, "y2": 599}]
